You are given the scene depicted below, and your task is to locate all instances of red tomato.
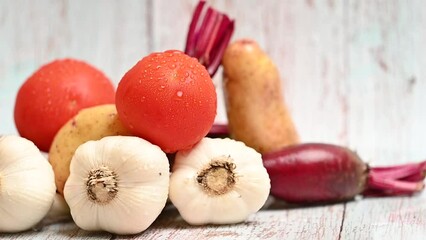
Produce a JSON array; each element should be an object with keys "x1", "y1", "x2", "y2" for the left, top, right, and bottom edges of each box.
[
  {"x1": 116, "y1": 50, "x2": 217, "y2": 153},
  {"x1": 14, "y1": 59, "x2": 115, "y2": 152}
]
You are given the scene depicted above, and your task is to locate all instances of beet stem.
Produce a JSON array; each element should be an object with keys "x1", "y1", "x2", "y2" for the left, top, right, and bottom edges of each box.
[
  {"x1": 401, "y1": 171, "x2": 426, "y2": 182},
  {"x1": 185, "y1": 0, "x2": 206, "y2": 56},
  {"x1": 370, "y1": 160, "x2": 426, "y2": 171},
  {"x1": 364, "y1": 160, "x2": 426, "y2": 197},
  {"x1": 367, "y1": 174, "x2": 424, "y2": 192},
  {"x1": 185, "y1": 0, "x2": 234, "y2": 77},
  {"x1": 207, "y1": 20, "x2": 234, "y2": 76},
  {"x1": 369, "y1": 163, "x2": 424, "y2": 180}
]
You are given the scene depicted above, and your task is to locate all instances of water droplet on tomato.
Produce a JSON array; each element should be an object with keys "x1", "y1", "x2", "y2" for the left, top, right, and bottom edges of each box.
[
  {"x1": 140, "y1": 96, "x2": 146, "y2": 102},
  {"x1": 159, "y1": 85, "x2": 166, "y2": 91},
  {"x1": 169, "y1": 64, "x2": 176, "y2": 69},
  {"x1": 156, "y1": 65, "x2": 161, "y2": 69},
  {"x1": 176, "y1": 91, "x2": 183, "y2": 97}
]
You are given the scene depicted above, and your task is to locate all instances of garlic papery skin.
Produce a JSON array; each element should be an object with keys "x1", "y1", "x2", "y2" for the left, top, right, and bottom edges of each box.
[
  {"x1": 64, "y1": 136, "x2": 169, "y2": 235},
  {"x1": 169, "y1": 137, "x2": 271, "y2": 225},
  {"x1": 0, "y1": 135, "x2": 56, "y2": 233}
]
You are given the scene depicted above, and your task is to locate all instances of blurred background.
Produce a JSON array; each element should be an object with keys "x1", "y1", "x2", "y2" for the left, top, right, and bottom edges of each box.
[{"x1": 0, "y1": 0, "x2": 425, "y2": 165}]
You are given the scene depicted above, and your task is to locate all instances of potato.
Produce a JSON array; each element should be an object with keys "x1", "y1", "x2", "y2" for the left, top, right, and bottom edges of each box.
[
  {"x1": 49, "y1": 104, "x2": 132, "y2": 195},
  {"x1": 222, "y1": 39, "x2": 299, "y2": 154}
]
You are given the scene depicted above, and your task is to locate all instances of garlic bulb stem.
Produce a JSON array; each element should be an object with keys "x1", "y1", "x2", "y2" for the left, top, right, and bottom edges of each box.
[
  {"x1": 197, "y1": 157, "x2": 237, "y2": 195},
  {"x1": 86, "y1": 166, "x2": 118, "y2": 204}
]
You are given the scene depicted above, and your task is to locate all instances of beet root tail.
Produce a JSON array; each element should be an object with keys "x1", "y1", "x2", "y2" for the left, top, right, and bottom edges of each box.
[{"x1": 364, "y1": 160, "x2": 426, "y2": 197}]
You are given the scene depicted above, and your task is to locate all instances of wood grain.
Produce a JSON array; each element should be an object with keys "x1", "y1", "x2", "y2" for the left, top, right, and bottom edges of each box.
[
  {"x1": 341, "y1": 192, "x2": 426, "y2": 240},
  {"x1": 0, "y1": 0, "x2": 150, "y2": 134},
  {"x1": 345, "y1": 0, "x2": 426, "y2": 165},
  {"x1": 0, "y1": 200, "x2": 346, "y2": 240}
]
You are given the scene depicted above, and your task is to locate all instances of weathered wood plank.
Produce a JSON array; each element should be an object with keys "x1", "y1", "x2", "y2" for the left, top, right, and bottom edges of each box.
[
  {"x1": 4, "y1": 193, "x2": 426, "y2": 239},
  {"x1": 341, "y1": 192, "x2": 426, "y2": 240},
  {"x1": 0, "y1": 0, "x2": 150, "y2": 134},
  {"x1": 116, "y1": 202, "x2": 344, "y2": 240},
  {"x1": 346, "y1": 0, "x2": 426, "y2": 165},
  {"x1": 0, "y1": 199, "x2": 344, "y2": 239},
  {"x1": 0, "y1": 221, "x2": 112, "y2": 240}
]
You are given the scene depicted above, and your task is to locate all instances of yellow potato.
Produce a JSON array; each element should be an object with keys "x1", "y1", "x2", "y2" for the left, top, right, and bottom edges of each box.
[
  {"x1": 222, "y1": 39, "x2": 299, "y2": 154},
  {"x1": 49, "y1": 104, "x2": 132, "y2": 195}
]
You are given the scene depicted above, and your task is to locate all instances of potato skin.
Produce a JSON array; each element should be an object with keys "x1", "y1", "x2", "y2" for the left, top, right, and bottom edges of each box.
[
  {"x1": 222, "y1": 39, "x2": 299, "y2": 154},
  {"x1": 49, "y1": 104, "x2": 132, "y2": 195}
]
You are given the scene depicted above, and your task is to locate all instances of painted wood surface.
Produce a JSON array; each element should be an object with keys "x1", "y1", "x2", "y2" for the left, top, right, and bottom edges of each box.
[
  {"x1": 1, "y1": 193, "x2": 425, "y2": 239},
  {"x1": 1, "y1": 0, "x2": 426, "y2": 239}
]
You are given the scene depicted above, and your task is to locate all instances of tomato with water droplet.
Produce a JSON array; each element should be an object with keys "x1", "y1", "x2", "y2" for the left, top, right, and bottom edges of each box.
[
  {"x1": 116, "y1": 50, "x2": 217, "y2": 153},
  {"x1": 14, "y1": 59, "x2": 115, "y2": 152}
]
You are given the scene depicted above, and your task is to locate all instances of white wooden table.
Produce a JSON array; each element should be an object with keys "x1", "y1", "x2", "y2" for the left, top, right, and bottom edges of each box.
[
  {"x1": 1, "y1": 1, "x2": 426, "y2": 239},
  {"x1": 1, "y1": 192, "x2": 425, "y2": 240}
]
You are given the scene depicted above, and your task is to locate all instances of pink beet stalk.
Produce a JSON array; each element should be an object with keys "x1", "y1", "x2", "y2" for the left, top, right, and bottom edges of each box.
[
  {"x1": 185, "y1": 0, "x2": 234, "y2": 77},
  {"x1": 364, "y1": 161, "x2": 426, "y2": 196}
]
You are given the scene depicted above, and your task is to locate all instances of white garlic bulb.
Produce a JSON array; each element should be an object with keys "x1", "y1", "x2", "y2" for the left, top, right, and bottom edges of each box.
[
  {"x1": 169, "y1": 137, "x2": 271, "y2": 225},
  {"x1": 64, "y1": 136, "x2": 169, "y2": 235},
  {"x1": 0, "y1": 135, "x2": 56, "y2": 232}
]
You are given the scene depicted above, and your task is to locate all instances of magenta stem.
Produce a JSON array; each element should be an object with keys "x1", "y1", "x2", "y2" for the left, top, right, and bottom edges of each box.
[
  {"x1": 368, "y1": 175, "x2": 424, "y2": 192},
  {"x1": 401, "y1": 171, "x2": 426, "y2": 182},
  {"x1": 185, "y1": 0, "x2": 206, "y2": 56},
  {"x1": 370, "y1": 160, "x2": 426, "y2": 171},
  {"x1": 185, "y1": 0, "x2": 234, "y2": 77},
  {"x1": 363, "y1": 162, "x2": 426, "y2": 197},
  {"x1": 369, "y1": 163, "x2": 423, "y2": 179}
]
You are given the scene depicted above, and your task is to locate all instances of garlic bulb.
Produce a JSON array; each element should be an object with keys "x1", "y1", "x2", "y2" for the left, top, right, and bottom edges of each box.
[
  {"x1": 64, "y1": 136, "x2": 169, "y2": 235},
  {"x1": 169, "y1": 137, "x2": 270, "y2": 225},
  {"x1": 0, "y1": 135, "x2": 56, "y2": 232}
]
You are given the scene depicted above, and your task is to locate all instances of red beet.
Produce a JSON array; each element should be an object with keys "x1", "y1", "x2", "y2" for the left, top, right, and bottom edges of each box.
[
  {"x1": 262, "y1": 143, "x2": 425, "y2": 203},
  {"x1": 207, "y1": 123, "x2": 230, "y2": 138}
]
